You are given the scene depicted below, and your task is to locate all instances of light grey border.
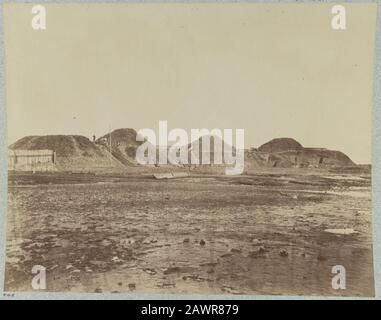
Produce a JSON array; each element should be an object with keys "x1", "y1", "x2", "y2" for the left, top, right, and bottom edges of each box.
[{"x1": 0, "y1": 0, "x2": 379, "y2": 300}]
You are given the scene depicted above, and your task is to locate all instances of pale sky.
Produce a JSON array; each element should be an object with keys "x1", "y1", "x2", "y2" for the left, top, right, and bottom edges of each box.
[{"x1": 3, "y1": 3, "x2": 377, "y2": 164}]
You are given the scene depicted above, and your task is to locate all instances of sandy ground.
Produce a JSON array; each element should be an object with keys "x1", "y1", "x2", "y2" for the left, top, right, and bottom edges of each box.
[{"x1": 4, "y1": 171, "x2": 374, "y2": 296}]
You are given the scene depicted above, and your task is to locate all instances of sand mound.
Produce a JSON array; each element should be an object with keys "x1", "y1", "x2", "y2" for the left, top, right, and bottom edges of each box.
[
  {"x1": 246, "y1": 138, "x2": 355, "y2": 169},
  {"x1": 187, "y1": 135, "x2": 237, "y2": 165},
  {"x1": 11, "y1": 135, "x2": 101, "y2": 157},
  {"x1": 9, "y1": 135, "x2": 123, "y2": 171},
  {"x1": 258, "y1": 138, "x2": 303, "y2": 153},
  {"x1": 96, "y1": 128, "x2": 149, "y2": 165}
]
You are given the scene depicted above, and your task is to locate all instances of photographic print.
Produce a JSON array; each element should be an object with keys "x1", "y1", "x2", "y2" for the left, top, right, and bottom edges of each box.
[{"x1": 1, "y1": 2, "x2": 378, "y2": 297}]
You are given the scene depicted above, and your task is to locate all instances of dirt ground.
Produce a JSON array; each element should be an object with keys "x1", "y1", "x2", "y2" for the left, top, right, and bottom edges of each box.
[{"x1": 4, "y1": 170, "x2": 374, "y2": 296}]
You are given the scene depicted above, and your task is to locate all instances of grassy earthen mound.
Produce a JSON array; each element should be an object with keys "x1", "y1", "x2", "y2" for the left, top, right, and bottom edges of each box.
[
  {"x1": 9, "y1": 135, "x2": 123, "y2": 171},
  {"x1": 258, "y1": 138, "x2": 303, "y2": 153},
  {"x1": 96, "y1": 128, "x2": 149, "y2": 165}
]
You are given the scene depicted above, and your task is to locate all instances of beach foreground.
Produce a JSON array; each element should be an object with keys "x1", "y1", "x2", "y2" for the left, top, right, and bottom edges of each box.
[{"x1": 5, "y1": 171, "x2": 374, "y2": 296}]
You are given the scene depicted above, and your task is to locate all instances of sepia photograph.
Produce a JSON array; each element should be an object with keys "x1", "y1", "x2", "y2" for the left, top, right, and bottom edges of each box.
[{"x1": 1, "y1": 2, "x2": 378, "y2": 298}]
